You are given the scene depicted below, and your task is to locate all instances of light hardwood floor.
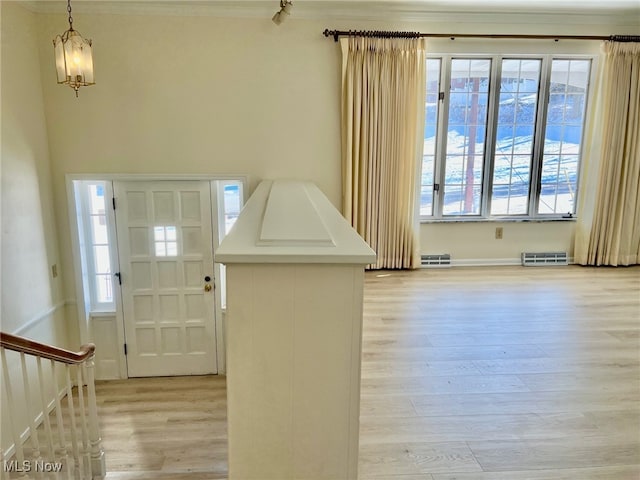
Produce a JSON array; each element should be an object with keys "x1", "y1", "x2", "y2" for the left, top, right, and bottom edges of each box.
[{"x1": 99, "y1": 266, "x2": 640, "y2": 479}]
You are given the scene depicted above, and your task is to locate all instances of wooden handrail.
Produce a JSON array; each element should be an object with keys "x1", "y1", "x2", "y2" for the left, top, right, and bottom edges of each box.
[{"x1": 0, "y1": 332, "x2": 95, "y2": 365}]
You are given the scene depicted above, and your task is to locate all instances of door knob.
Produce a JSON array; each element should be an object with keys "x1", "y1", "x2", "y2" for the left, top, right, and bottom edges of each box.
[{"x1": 204, "y1": 283, "x2": 212, "y2": 292}]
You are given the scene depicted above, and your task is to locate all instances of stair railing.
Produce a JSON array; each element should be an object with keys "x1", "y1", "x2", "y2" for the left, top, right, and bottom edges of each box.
[{"x1": 0, "y1": 332, "x2": 106, "y2": 479}]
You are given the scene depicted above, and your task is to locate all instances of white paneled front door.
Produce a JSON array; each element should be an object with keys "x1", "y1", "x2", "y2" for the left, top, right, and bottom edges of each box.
[{"x1": 114, "y1": 181, "x2": 217, "y2": 377}]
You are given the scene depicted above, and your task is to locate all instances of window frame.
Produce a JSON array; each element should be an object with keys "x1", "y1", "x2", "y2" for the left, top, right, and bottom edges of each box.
[{"x1": 420, "y1": 52, "x2": 595, "y2": 222}]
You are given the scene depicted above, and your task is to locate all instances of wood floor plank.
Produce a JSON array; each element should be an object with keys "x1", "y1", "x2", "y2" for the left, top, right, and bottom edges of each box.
[
  {"x1": 361, "y1": 374, "x2": 530, "y2": 396},
  {"x1": 358, "y1": 442, "x2": 482, "y2": 476},
  {"x1": 361, "y1": 360, "x2": 482, "y2": 379},
  {"x1": 517, "y1": 371, "x2": 640, "y2": 393},
  {"x1": 430, "y1": 464, "x2": 640, "y2": 480},
  {"x1": 411, "y1": 390, "x2": 640, "y2": 416},
  {"x1": 362, "y1": 344, "x2": 549, "y2": 362},
  {"x1": 472, "y1": 357, "x2": 640, "y2": 375},
  {"x1": 359, "y1": 412, "x2": 601, "y2": 445},
  {"x1": 425, "y1": 331, "x2": 625, "y2": 346},
  {"x1": 467, "y1": 437, "x2": 639, "y2": 471}
]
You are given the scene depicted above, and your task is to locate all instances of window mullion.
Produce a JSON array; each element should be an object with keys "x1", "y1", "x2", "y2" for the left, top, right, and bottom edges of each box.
[
  {"x1": 434, "y1": 55, "x2": 452, "y2": 219},
  {"x1": 529, "y1": 56, "x2": 552, "y2": 218},
  {"x1": 482, "y1": 55, "x2": 502, "y2": 218}
]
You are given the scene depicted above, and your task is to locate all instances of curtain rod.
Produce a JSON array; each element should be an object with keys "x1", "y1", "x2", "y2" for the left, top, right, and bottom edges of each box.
[{"x1": 322, "y1": 29, "x2": 640, "y2": 43}]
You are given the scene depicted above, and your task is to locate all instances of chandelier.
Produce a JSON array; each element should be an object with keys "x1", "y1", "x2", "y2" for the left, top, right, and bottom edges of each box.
[{"x1": 53, "y1": 0, "x2": 95, "y2": 97}]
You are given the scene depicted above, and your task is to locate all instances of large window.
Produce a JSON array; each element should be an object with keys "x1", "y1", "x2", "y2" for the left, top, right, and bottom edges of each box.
[{"x1": 421, "y1": 55, "x2": 592, "y2": 220}]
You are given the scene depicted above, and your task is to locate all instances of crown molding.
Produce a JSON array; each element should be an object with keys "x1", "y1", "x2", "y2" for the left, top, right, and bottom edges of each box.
[{"x1": 18, "y1": 0, "x2": 639, "y2": 26}]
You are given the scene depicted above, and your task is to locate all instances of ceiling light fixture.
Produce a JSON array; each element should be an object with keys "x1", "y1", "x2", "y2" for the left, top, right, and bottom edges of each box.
[
  {"x1": 272, "y1": 0, "x2": 293, "y2": 25},
  {"x1": 53, "y1": 0, "x2": 95, "y2": 97}
]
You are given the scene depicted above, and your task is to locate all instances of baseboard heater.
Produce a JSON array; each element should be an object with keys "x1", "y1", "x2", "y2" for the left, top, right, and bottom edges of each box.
[
  {"x1": 421, "y1": 254, "x2": 451, "y2": 268},
  {"x1": 521, "y1": 251, "x2": 568, "y2": 266}
]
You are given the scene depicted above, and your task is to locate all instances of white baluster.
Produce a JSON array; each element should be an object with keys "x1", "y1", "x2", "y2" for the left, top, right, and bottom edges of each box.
[
  {"x1": 50, "y1": 361, "x2": 71, "y2": 480},
  {"x1": 20, "y1": 353, "x2": 42, "y2": 468},
  {"x1": 1, "y1": 449, "x2": 10, "y2": 480},
  {"x1": 36, "y1": 357, "x2": 56, "y2": 466},
  {"x1": 84, "y1": 356, "x2": 105, "y2": 479},
  {"x1": 64, "y1": 365, "x2": 81, "y2": 479},
  {"x1": 74, "y1": 365, "x2": 90, "y2": 479},
  {"x1": 1, "y1": 348, "x2": 31, "y2": 479}
]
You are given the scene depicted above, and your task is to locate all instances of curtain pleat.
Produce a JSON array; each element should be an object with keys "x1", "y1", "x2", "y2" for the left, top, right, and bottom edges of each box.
[
  {"x1": 575, "y1": 41, "x2": 640, "y2": 266},
  {"x1": 341, "y1": 37, "x2": 426, "y2": 269}
]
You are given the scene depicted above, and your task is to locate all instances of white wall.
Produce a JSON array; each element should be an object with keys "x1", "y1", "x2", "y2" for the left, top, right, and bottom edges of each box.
[
  {"x1": 0, "y1": 1, "x2": 75, "y2": 454},
  {"x1": 421, "y1": 221, "x2": 576, "y2": 264},
  {"x1": 2, "y1": 2, "x2": 65, "y2": 334}
]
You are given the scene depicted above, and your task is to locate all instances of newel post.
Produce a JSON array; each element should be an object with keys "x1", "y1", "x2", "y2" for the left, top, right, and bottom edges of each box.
[{"x1": 85, "y1": 355, "x2": 106, "y2": 479}]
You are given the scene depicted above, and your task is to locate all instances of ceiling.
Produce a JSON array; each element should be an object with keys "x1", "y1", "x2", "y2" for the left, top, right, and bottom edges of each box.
[{"x1": 21, "y1": 0, "x2": 640, "y2": 21}]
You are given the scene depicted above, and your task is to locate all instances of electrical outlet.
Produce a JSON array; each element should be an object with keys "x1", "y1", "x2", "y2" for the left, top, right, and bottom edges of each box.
[
  {"x1": 51, "y1": 264, "x2": 58, "y2": 278},
  {"x1": 495, "y1": 227, "x2": 503, "y2": 240}
]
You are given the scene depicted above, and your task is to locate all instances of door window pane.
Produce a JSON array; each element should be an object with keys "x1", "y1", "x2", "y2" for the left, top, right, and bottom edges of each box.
[
  {"x1": 91, "y1": 215, "x2": 109, "y2": 244},
  {"x1": 154, "y1": 225, "x2": 178, "y2": 257},
  {"x1": 96, "y1": 274, "x2": 113, "y2": 303},
  {"x1": 94, "y1": 246, "x2": 112, "y2": 274},
  {"x1": 223, "y1": 183, "x2": 242, "y2": 235},
  {"x1": 88, "y1": 184, "x2": 106, "y2": 215}
]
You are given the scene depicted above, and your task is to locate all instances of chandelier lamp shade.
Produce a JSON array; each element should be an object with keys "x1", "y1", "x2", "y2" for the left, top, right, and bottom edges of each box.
[{"x1": 53, "y1": 0, "x2": 94, "y2": 97}]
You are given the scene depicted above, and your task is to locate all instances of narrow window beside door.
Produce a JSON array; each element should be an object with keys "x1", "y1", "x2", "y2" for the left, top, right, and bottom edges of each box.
[{"x1": 73, "y1": 181, "x2": 116, "y2": 311}]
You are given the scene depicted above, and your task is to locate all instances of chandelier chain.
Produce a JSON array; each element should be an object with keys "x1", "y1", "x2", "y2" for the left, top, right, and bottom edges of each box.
[{"x1": 67, "y1": 0, "x2": 73, "y2": 30}]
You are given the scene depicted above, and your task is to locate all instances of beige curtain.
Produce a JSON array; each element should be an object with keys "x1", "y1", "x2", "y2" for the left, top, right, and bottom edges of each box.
[
  {"x1": 574, "y1": 41, "x2": 640, "y2": 266},
  {"x1": 340, "y1": 37, "x2": 426, "y2": 269}
]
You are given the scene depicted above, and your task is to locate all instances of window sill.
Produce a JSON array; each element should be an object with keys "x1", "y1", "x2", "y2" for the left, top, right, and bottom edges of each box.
[
  {"x1": 89, "y1": 310, "x2": 117, "y2": 317},
  {"x1": 421, "y1": 216, "x2": 577, "y2": 224}
]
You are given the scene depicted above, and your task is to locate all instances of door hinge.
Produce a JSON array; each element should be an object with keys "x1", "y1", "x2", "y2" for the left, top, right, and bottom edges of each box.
[
  {"x1": 438, "y1": 91, "x2": 445, "y2": 101},
  {"x1": 434, "y1": 183, "x2": 440, "y2": 192},
  {"x1": 115, "y1": 272, "x2": 122, "y2": 285},
  {"x1": 112, "y1": 197, "x2": 116, "y2": 210},
  {"x1": 124, "y1": 343, "x2": 128, "y2": 355}
]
